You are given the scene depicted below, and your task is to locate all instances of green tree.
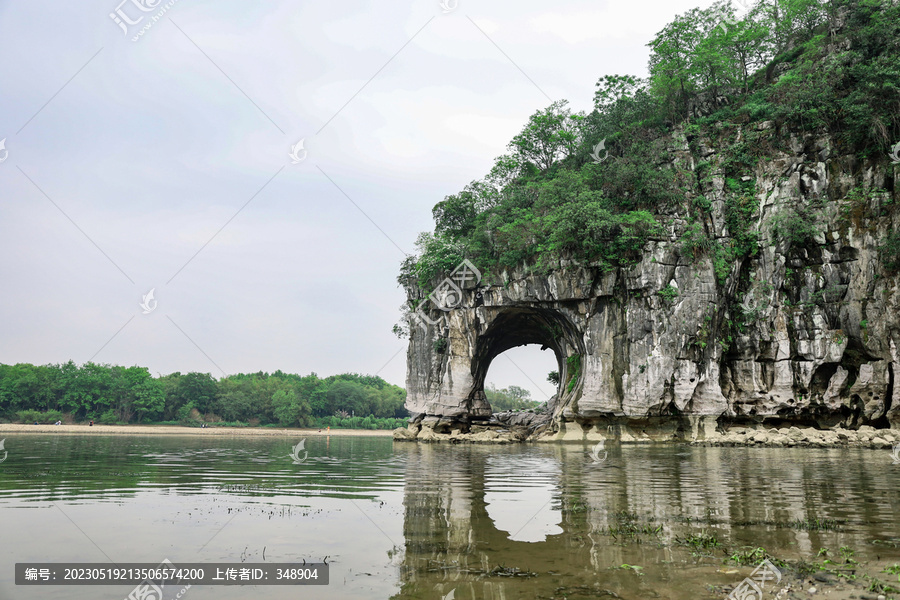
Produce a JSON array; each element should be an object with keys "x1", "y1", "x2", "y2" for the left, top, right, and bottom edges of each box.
[
  {"x1": 508, "y1": 100, "x2": 583, "y2": 171},
  {"x1": 115, "y1": 366, "x2": 164, "y2": 422},
  {"x1": 325, "y1": 380, "x2": 371, "y2": 417},
  {"x1": 484, "y1": 384, "x2": 540, "y2": 412},
  {"x1": 215, "y1": 378, "x2": 255, "y2": 422},
  {"x1": 648, "y1": 8, "x2": 703, "y2": 121},
  {"x1": 272, "y1": 388, "x2": 311, "y2": 427},
  {"x1": 433, "y1": 191, "x2": 478, "y2": 240},
  {"x1": 173, "y1": 372, "x2": 218, "y2": 415}
]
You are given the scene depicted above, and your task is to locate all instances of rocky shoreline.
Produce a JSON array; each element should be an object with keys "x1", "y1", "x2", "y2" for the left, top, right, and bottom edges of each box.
[
  {"x1": 392, "y1": 410, "x2": 551, "y2": 444},
  {"x1": 394, "y1": 415, "x2": 900, "y2": 449},
  {"x1": 695, "y1": 424, "x2": 900, "y2": 448}
]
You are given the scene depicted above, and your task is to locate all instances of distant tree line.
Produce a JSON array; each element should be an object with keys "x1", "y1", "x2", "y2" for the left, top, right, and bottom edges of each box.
[
  {"x1": 0, "y1": 362, "x2": 408, "y2": 429},
  {"x1": 484, "y1": 384, "x2": 542, "y2": 412}
]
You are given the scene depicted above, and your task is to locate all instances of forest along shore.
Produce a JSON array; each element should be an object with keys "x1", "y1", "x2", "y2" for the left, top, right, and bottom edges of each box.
[{"x1": 0, "y1": 424, "x2": 392, "y2": 437}]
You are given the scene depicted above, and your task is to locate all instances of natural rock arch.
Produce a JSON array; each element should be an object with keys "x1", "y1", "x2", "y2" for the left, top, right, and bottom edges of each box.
[
  {"x1": 467, "y1": 308, "x2": 585, "y2": 416},
  {"x1": 402, "y1": 129, "x2": 900, "y2": 440}
]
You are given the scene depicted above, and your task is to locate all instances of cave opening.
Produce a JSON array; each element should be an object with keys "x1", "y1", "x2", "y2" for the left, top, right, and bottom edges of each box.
[
  {"x1": 482, "y1": 344, "x2": 557, "y2": 413},
  {"x1": 466, "y1": 307, "x2": 585, "y2": 417}
]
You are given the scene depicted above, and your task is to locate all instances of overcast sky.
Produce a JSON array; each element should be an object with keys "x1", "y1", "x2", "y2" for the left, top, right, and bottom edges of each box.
[{"x1": 0, "y1": 0, "x2": 709, "y2": 401}]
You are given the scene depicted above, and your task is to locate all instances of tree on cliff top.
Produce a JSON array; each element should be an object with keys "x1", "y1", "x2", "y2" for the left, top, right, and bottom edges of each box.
[{"x1": 402, "y1": 0, "x2": 900, "y2": 292}]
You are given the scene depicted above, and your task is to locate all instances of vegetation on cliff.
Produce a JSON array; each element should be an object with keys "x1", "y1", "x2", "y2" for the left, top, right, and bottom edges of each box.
[{"x1": 401, "y1": 0, "x2": 900, "y2": 288}]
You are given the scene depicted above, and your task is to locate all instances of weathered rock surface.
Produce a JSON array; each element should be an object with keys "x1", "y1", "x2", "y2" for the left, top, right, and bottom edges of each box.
[
  {"x1": 403, "y1": 127, "x2": 900, "y2": 440},
  {"x1": 392, "y1": 427, "x2": 418, "y2": 441},
  {"x1": 696, "y1": 425, "x2": 899, "y2": 448},
  {"x1": 494, "y1": 410, "x2": 551, "y2": 430}
]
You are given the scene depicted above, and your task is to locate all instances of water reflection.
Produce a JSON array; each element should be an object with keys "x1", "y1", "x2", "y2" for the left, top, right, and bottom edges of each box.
[
  {"x1": 392, "y1": 443, "x2": 900, "y2": 600},
  {"x1": 484, "y1": 454, "x2": 563, "y2": 543}
]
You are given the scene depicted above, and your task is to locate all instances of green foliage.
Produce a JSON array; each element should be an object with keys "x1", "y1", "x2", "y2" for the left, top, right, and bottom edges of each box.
[
  {"x1": 0, "y1": 362, "x2": 408, "y2": 427},
  {"x1": 613, "y1": 564, "x2": 644, "y2": 575},
  {"x1": 171, "y1": 372, "x2": 217, "y2": 416},
  {"x1": 433, "y1": 191, "x2": 478, "y2": 240},
  {"x1": 401, "y1": 0, "x2": 900, "y2": 319},
  {"x1": 658, "y1": 284, "x2": 679, "y2": 301},
  {"x1": 545, "y1": 202, "x2": 661, "y2": 269},
  {"x1": 867, "y1": 579, "x2": 900, "y2": 595},
  {"x1": 15, "y1": 409, "x2": 65, "y2": 424},
  {"x1": 604, "y1": 512, "x2": 663, "y2": 541},
  {"x1": 881, "y1": 232, "x2": 900, "y2": 274},
  {"x1": 311, "y1": 415, "x2": 406, "y2": 430},
  {"x1": 272, "y1": 388, "x2": 310, "y2": 427},
  {"x1": 409, "y1": 232, "x2": 466, "y2": 285},
  {"x1": 727, "y1": 547, "x2": 772, "y2": 566},
  {"x1": 769, "y1": 0, "x2": 900, "y2": 153},
  {"x1": 484, "y1": 384, "x2": 540, "y2": 412},
  {"x1": 547, "y1": 370, "x2": 560, "y2": 386},
  {"x1": 791, "y1": 518, "x2": 840, "y2": 531},
  {"x1": 508, "y1": 100, "x2": 583, "y2": 172},
  {"x1": 566, "y1": 354, "x2": 582, "y2": 393},
  {"x1": 679, "y1": 220, "x2": 711, "y2": 258},
  {"x1": 98, "y1": 409, "x2": 119, "y2": 425},
  {"x1": 675, "y1": 531, "x2": 721, "y2": 555},
  {"x1": 771, "y1": 207, "x2": 819, "y2": 248}
]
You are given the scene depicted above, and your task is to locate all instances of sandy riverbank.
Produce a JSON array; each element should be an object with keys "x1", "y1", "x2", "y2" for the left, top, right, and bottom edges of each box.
[{"x1": 0, "y1": 423, "x2": 393, "y2": 437}]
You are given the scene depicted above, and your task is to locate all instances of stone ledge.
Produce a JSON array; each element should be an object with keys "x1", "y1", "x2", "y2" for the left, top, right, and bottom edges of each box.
[
  {"x1": 392, "y1": 424, "x2": 522, "y2": 444},
  {"x1": 693, "y1": 425, "x2": 899, "y2": 448}
]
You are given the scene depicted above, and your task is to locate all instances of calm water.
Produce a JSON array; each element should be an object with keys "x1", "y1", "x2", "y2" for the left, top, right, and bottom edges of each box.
[{"x1": 1, "y1": 434, "x2": 900, "y2": 600}]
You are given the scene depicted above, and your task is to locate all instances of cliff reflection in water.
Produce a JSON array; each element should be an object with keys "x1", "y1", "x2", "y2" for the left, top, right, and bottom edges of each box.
[{"x1": 390, "y1": 443, "x2": 900, "y2": 600}]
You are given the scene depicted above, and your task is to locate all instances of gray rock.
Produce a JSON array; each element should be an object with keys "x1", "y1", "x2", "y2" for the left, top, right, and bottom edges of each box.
[
  {"x1": 392, "y1": 427, "x2": 417, "y2": 441},
  {"x1": 416, "y1": 427, "x2": 443, "y2": 443},
  {"x1": 401, "y1": 128, "x2": 900, "y2": 440},
  {"x1": 494, "y1": 410, "x2": 551, "y2": 430}
]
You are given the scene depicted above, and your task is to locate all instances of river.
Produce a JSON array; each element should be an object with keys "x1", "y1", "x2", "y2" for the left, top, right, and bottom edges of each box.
[{"x1": 1, "y1": 434, "x2": 899, "y2": 599}]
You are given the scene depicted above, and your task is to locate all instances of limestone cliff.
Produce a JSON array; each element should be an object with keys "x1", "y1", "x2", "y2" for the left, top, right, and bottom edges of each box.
[{"x1": 402, "y1": 125, "x2": 900, "y2": 439}]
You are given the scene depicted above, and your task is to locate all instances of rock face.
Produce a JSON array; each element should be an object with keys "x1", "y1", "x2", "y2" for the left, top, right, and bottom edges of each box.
[{"x1": 403, "y1": 126, "x2": 900, "y2": 438}]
